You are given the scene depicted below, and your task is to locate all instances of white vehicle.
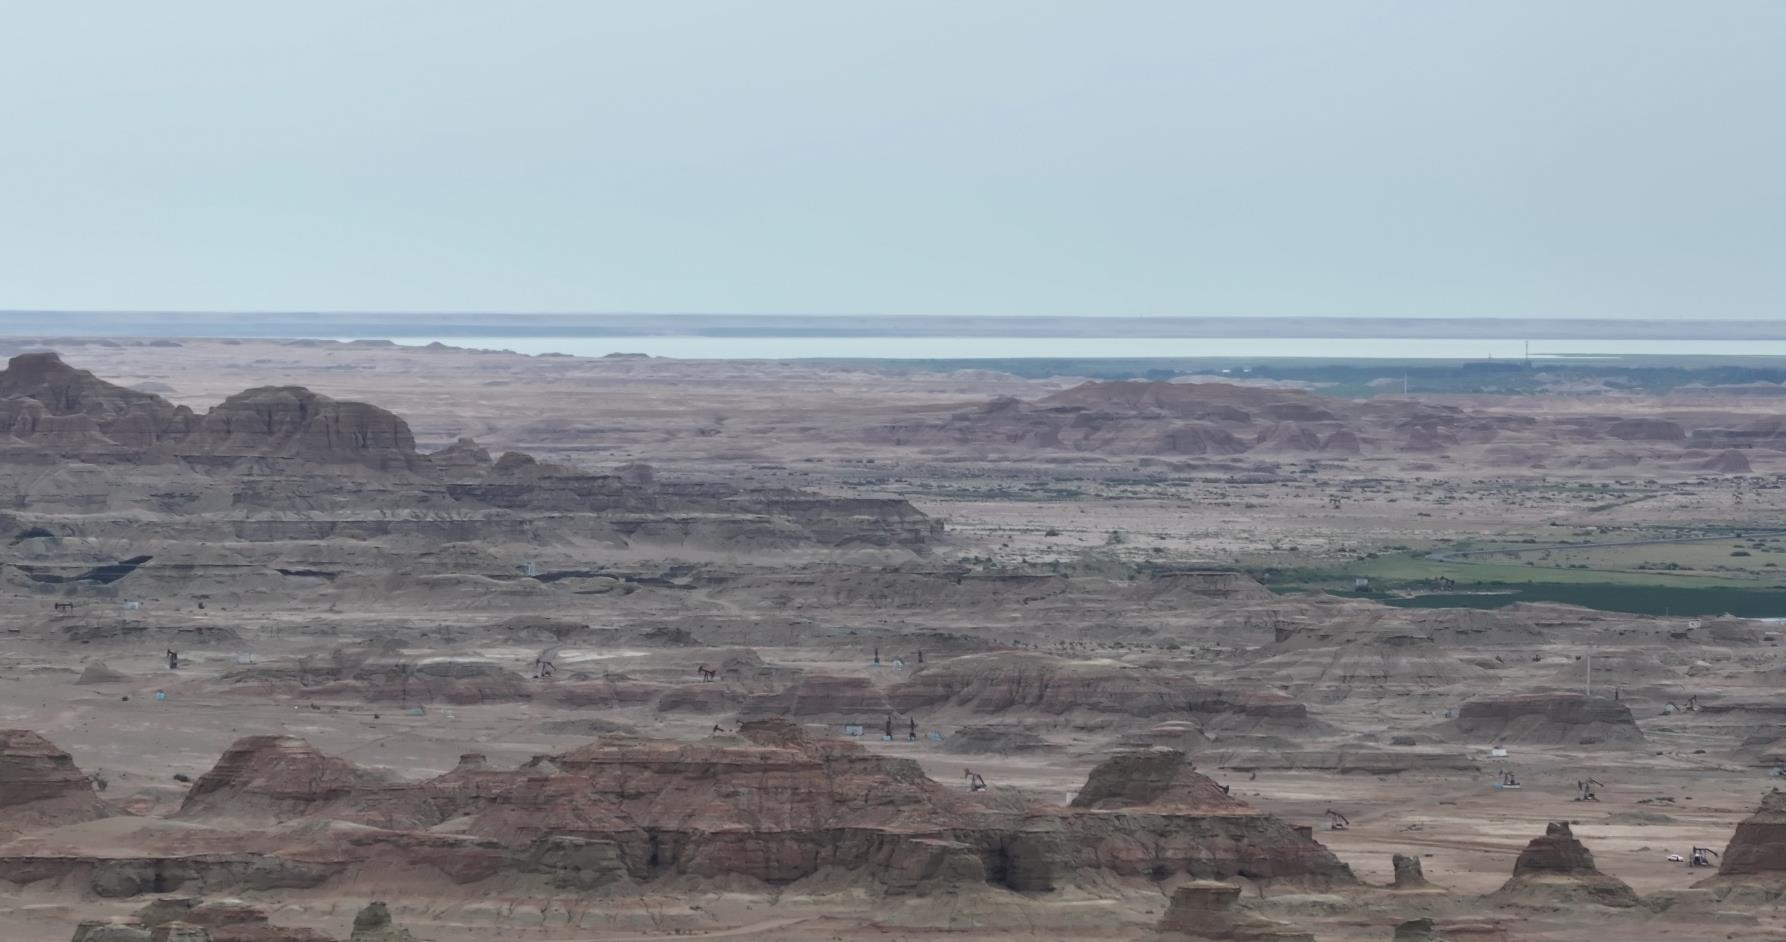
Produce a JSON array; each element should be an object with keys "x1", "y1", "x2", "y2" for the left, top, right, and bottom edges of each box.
[{"x1": 1667, "y1": 854, "x2": 1685, "y2": 862}]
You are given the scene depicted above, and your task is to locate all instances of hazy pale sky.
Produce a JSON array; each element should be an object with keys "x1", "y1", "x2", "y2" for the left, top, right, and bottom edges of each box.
[{"x1": 1, "y1": 2, "x2": 1781, "y2": 318}]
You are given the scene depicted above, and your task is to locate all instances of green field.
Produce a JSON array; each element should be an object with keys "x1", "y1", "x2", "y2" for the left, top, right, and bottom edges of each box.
[
  {"x1": 1379, "y1": 584, "x2": 1786, "y2": 617},
  {"x1": 1255, "y1": 528, "x2": 1786, "y2": 617}
]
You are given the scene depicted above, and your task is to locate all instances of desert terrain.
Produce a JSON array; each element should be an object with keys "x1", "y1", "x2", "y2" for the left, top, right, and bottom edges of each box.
[{"x1": 4, "y1": 339, "x2": 1786, "y2": 942}]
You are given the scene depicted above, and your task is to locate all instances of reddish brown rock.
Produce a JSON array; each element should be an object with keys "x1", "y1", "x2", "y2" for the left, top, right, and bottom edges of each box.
[
  {"x1": 1489, "y1": 821, "x2": 1639, "y2": 907},
  {"x1": 150, "y1": 720, "x2": 1353, "y2": 894},
  {"x1": 0, "y1": 729, "x2": 112, "y2": 839},
  {"x1": 1714, "y1": 789, "x2": 1786, "y2": 878},
  {"x1": 176, "y1": 736, "x2": 392, "y2": 823},
  {"x1": 1069, "y1": 749, "x2": 1246, "y2": 811}
]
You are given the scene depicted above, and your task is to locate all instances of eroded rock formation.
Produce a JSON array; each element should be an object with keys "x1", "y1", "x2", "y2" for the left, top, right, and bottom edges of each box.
[
  {"x1": 14, "y1": 721, "x2": 1353, "y2": 899},
  {"x1": 176, "y1": 737, "x2": 392, "y2": 823},
  {"x1": 1714, "y1": 788, "x2": 1786, "y2": 878},
  {"x1": 1449, "y1": 693, "x2": 1643, "y2": 747},
  {"x1": 1489, "y1": 821, "x2": 1639, "y2": 907},
  {"x1": 0, "y1": 353, "x2": 942, "y2": 553},
  {"x1": 1391, "y1": 852, "x2": 1431, "y2": 889},
  {"x1": 0, "y1": 729, "x2": 112, "y2": 840},
  {"x1": 1069, "y1": 749, "x2": 1245, "y2": 811},
  {"x1": 347, "y1": 902, "x2": 415, "y2": 942},
  {"x1": 889, "y1": 652, "x2": 1313, "y2": 733},
  {"x1": 1153, "y1": 881, "x2": 1315, "y2": 941}
]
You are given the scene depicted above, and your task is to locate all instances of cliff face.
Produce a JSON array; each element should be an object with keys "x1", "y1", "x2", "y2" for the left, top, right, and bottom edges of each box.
[
  {"x1": 0, "y1": 354, "x2": 415, "y2": 470},
  {"x1": 184, "y1": 386, "x2": 420, "y2": 472},
  {"x1": 0, "y1": 352, "x2": 195, "y2": 459},
  {"x1": 1716, "y1": 789, "x2": 1786, "y2": 877}
]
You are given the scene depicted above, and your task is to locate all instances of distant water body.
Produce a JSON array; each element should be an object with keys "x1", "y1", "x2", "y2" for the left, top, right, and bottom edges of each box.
[{"x1": 380, "y1": 336, "x2": 1786, "y2": 360}]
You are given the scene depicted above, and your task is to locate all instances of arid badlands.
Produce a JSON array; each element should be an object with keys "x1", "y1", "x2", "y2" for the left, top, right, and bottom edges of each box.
[{"x1": 8, "y1": 339, "x2": 1786, "y2": 942}]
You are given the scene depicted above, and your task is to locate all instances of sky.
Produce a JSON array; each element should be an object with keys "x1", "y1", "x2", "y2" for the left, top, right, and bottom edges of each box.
[{"x1": 0, "y1": 2, "x2": 1781, "y2": 319}]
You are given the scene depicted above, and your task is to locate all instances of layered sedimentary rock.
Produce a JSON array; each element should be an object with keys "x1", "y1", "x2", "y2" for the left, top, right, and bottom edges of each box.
[
  {"x1": 176, "y1": 737, "x2": 392, "y2": 823},
  {"x1": 0, "y1": 353, "x2": 941, "y2": 553},
  {"x1": 1449, "y1": 693, "x2": 1643, "y2": 747},
  {"x1": 1714, "y1": 789, "x2": 1786, "y2": 878},
  {"x1": 740, "y1": 674, "x2": 892, "y2": 720},
  {"x1": 0, "y1": 352, "x2": 195, "y2": 460},
  {"x1": 0, "y1": 353, "x2": 412, "y2": 471},
  {"x1": 182, "y1": 386, "x2": 420, "y2": 472},
  {"x1": 1153, "y1": 881, "x2": 1314, "y2": 941},
  {"x1": 1489, "y1": 821, "x2": 1639, "y2": 907},
  {"x1": 851, "y1": 378, "x2": 1685, "y2": 466},
  {"x1": 890, "y1": 653, "x2": 1191, "y2": 717},
  {"x1": 0, "y1": 729, "x2": 112, "y2": 840},
  {"x1": 1216, "y1": 750, "x2": 1477, "y2": 775},
  {"x1": 889, "y1": 653, "x2": 1312, "y2": 733},
  {"x1": 941, "y1": 724, "x2": 1050, "y2": 755},
  {"x1": 25, "y1": 721, "x2": 1351, "y2": 898},
  {"x1": 1069, "y1": 749, "x2": 1245, "y2": 811},
  {"x1": 1241, "y1": 640, "x2": 1491, "y2": 703}
]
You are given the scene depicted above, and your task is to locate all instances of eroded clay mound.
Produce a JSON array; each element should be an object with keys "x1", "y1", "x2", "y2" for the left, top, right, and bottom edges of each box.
[
  {"x1": 941, "y1": 724, "x2": 1050, "y2": 755},
  {"x1": 1712, "y1": 789, "x2": 1786, "y2": 879},
  {"x1": 1447, "y1": 692, "x2": 1643, "y2": 747},
  {"x1": 1069, "y1": 749, "x2": 1246, "y2": 811},
  {"x1": 222, "y1": 658, "x2": 533, "y2": 705},
  {"x1": 889, "y1": 652, "x2": 1190, "y2": 718},
  {"x1": 0, "y1": 729, "x2": 112, "y2": 840},
  {"x1": 175, "y1": 736, "x2": 395, "y2": 823},
  {"x1": 1242, "y1": 642, "x2": 1490, "y2": 700},
  {"x1": 739, "y1": 674, "x2": 891, "y2": 720},
  {"x1": 889, "y1": 652, "x2": 1312, "y2": 730},
  {"x1": 119, "y1": 719, "x2": 1354, "y2": 897},
  {"x1": 1489, "y1": 821, "x2": 1639, "y2": 908}
]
